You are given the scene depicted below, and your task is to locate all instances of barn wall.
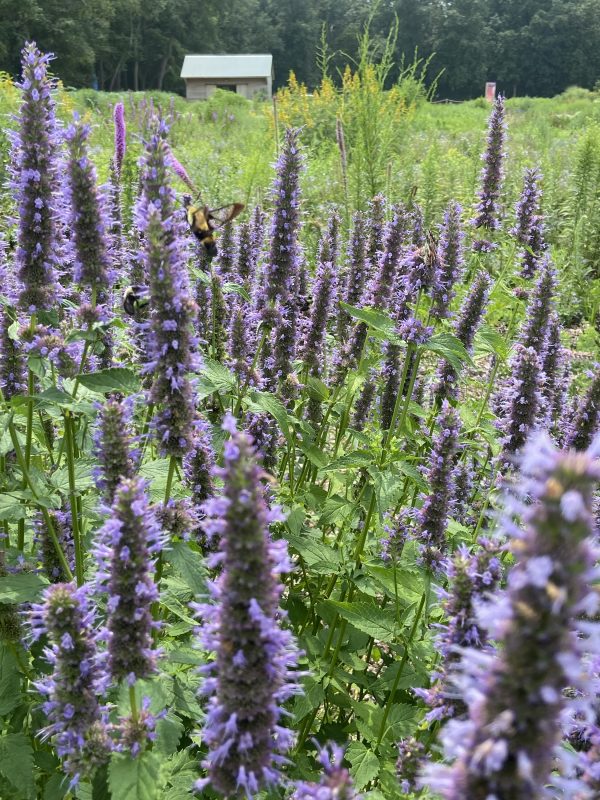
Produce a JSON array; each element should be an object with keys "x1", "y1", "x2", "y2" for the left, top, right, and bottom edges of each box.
[{"x1": 184, "y1": 77, "x2": 270, "y2": 100}]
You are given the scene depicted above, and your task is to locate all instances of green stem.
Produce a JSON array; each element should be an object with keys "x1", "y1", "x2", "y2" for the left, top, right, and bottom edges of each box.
[
  {"x1": 7, "y1": 419, "x2": 73, "y2": 580},
  {"x1": 129, "y1": 684, "x2": 138, "y2": 723},
  {"x1": 233, "y1": 326, "x2": 268, "y2": 417},
  {"x1": 63, "y1": 411, "x2": 84, "y2": 586},
  {"x1": 376, "y1": 590, "x2": 426, "y2": 747}
]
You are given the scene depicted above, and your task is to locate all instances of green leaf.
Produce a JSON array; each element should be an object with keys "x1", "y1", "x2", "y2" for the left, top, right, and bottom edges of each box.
[
  {"x1": 44, "y1": 773, "x2": 69, "y2": 800},
  {"x1": 245, "y1": 390, "x2": 293, "y2": 442},
  {"x1": 108, "y1": 751, "x2": 163, "y2": 800},
  {"x1": 286, "y1": 532, "x2": 340, "y2": 573},
  {"x1": 0, "y1": 647, "x2": 23, "y2": 716},
  {"x1": 0, "y1": 732, "x2": 36, "y2": 799},
  {"x1": 474, "y1": 324, "x2": 510, "y2": 361},
  {"x1": 77, "y1": 367, "x2": 140, "y2": 395},
  {"x1": 168, "y1": 542, "x2": 207, "y2": 595},
  {"x1": 362, "y1": 563, "x2": 424, "y2": 604},
  {"x1": 199, "y1": 358, "x2": 237, "y2": 393},
  {"x1": 320, "y1": 600, "x2": 399, "y2": 643},
  {"x1": 0, "y1": 493, "x2": 27, "y2": 521},
  {"x1": 91, "y1": 765, "x2": 110, "y2": 800},
  {"x1": 320, "y1": 450, "x2": 373, "y2": 472},
  {"x1": 155, "y1": 714, "x2": 184, "y2": 756},
  {"x1": 0, "y1": 573, "x2": 49, "y2": 603},
  {"x1": 35, "y1": 387, "x2": 75, "y2": 407},
  {"x1": 424, "y1": 333, "x2": 472, "y2": 372},
  {"x1": 340, "y1": 303, "x2": 401, "y2": 342},
  {"x1": 346, "y1": 741, "x2": 380, "y2": 790},
  {"x1": 50, "y1": 458, "x2": 95, "y2": 493},
  {"x1": 293, "y1": 676, "x2": 325, "y2": 721}
]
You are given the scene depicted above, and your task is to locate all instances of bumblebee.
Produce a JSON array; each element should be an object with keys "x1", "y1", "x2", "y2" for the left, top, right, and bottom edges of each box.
[
  {"x1": 183, "y1": 195, "x2": 244, "y2": 259},
  {"x1": 122, "y1": 285, "x2": 150, "y2": 317}
]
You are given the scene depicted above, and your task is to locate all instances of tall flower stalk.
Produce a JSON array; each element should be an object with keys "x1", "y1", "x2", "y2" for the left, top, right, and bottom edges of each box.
[
  {"x1": 416, "y1": 401, "x2": 460, "y2": 570},
  {"x1": 194, "y1": 416, "x2": 300, "y2": 797},
  {"x1": 472, "y1": 95, "x2": 506, "y2": 232},
  {"x1": 12, "y1": 42, "x2": 60, "y2": 312},
  {"x1": 94, "y1": 477, "x2": 163, "y2": 685},
  {"x1": 65, "y1": 117, "x2": 112, "y2": 294},
  {"x1": 29, "y1": 583, "x2": 110, "y2": 781},
  {"x1": 433, "y1": 271, "x2": 490, "y2": 404},
  {"x1": 137, "y1": 126, "x2": 199, "y2": 459},
  {"x1": 422, "y1": 435, "x2": 600, "y2": 799}
]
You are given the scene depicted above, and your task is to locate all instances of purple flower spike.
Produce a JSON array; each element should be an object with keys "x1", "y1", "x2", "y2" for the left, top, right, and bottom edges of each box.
[
  {"x1": 397, "y1": 737, "x2": 426, "y2": 795},
  {"x1": 292, "y1": 743, "x2": 360, "y2": 799},
  {"x1": 137, "y1": 127, "x2": 200, "y2": 458},
  {"x1": 94, "y1": 478, "x2": 164, "y2": 683},
  {"x1": 368, "y1": 205, "x2": 410, "y2": 310},
  {"x1": 566, "y1": 367, "x2": 600, "y2": 451},
  {"x1": 434, "y1": 271, "x2": 490, "y2": 403},
  {"x1": 183, "y1": 418, "x2": 216, "y2": 508},
  {"x1": 416, "y1": 401, "x2": 460, "y2": 571},
  {"x1": 262, "y1": 127, "x2": 304, "y2": 309},
  {"x1": 302, "y1": 213, "x2": 339, "y2": 375},
  {"x1": 12, "y1": 42, "x2": 60, "y2": 311},
  {"x1": 165, "y1": 142, "x2": 196, "y2": 193},
  {"x1": 194, "y1": 418, "x2": 300, "y2": 798},
  {"x1": 29, "y1": 583, "x2": 111, "y2": 780},
  {"x1": 415, "y1": 539, "x2": 501, "y2": 722},
  {"x1": 421, "y1": 435, "x2": 600, "y2": 799},
  {"x1": 113, "y1": 102, "x2": 126, "y2": 177},
  {"x1": 472, "y1": 95, "x2": 507, "y2": 231},
  {"x1": 65, "y1": 117, "x2": 112, "y2": 290},
  {"x1": 366, "y1": 194, "x2": 387, "y2": 268},
  {"x1": 511, "y1": 167, "x2": 546, "y2": 278},
  {"x1": 432, "y1": 201, "x2": 465, "y2": 318},
  {"x1": 338, "y1": 211, "x2": 367, "y2": 340},
  {"x1": 92, "y1": 396, "x2": 138, "y2": 504},
  {"x1": 0, "y1": 307, "x2": 26, "y2": 399},
  {"x1": 35, "y1": 509, "x2": 75, "y2": 584},
  {"x1": 519, "y1": 257, "x2": 555, "y2": 355},
  {"x1": 498, "y1": 344, "x2": 542, "y2": 468}
]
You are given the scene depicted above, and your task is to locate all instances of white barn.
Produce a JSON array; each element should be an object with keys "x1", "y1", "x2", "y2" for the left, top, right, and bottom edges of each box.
[{"x1": 180, "y1": 54, "x2": 273, "y2": 100}]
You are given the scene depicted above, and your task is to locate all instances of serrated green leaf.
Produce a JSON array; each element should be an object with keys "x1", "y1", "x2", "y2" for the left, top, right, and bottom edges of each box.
[
  {"x1": 340, "y1": 303, "x2": 401, "y2": 342},
  {"x1": 77, "y1": 367, "x2": 140, "y2": 395},
  {"x1": 0, "y1": 732, "x2": 36, "y2": 799},
  {"x1": 200, "y1": 358, "x2": 237, "y2": 393},
  {"x1": 0, "y1": 647, "x2": 23, "y2": 716},
  {"x1": 286, "y1": 533, "x2": 340, "y2": 571},
  {"x1": 474, "y1": 324, "x2": 510, "y2": 361},
  {"x1": 0, "y1": 493, "x2": 27, "y2": 521},
  {"x1": 50, "y1": 458, "x2": 95, "y2": 493},
  {"x1": 320, "y1": 450, "x2": 373, "y2": 472},
  {"x1": 293, "y1": 676, "x2": 325, "y2": 721},
  {"x1": 362, "y1": 563, "x2": 424, "y2": 605},
  {"x1": 0, "y1": 572, "x2": 49, "y2": 603},
  {"x1": 320, "y1": 600, "x2": 399, "y2": 642},
  {"x1": 245, "y1": 390, "x2": 293, "y2": 442},
  {"x1": 44, "y1": 773, "x2": 69, "y2": 800},
  {"x1": 346, "y1": 741, "x2": 380, "y2": 790},
  {"x1": 108, "y1": 751, "x2": 163, "y2": 800},
  {"x1": 424, "y1": 333, "x2": 472, "y2": 372},
  {"x1": 168, "y1": 542, "x2": 207, "y2": 595},
  {"x1": 155, "y1": 714, "x2": 184, "y2": 756}
]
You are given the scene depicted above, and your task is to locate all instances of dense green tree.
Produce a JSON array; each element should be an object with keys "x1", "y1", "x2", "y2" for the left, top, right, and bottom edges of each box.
[{"x1": 0, "y1": 0, "x2": 599, "y2": 99}]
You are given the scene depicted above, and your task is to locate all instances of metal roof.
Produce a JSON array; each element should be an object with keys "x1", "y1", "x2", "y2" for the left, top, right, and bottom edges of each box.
[{"x1": 181, "y1": 54, "x2": 273, "y2": 80}]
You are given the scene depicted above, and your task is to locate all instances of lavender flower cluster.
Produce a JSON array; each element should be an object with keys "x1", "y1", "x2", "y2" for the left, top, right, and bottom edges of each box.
[
  {"x1": 422, "y1": 435, "x2": 600, "y2": 798},
  {"x1": 194, "y1": 415, "x2": 300, "y2": 797}
]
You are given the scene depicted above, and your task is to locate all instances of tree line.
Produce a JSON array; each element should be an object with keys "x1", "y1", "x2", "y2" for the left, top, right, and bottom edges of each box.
[{"x1": 0, "y1": 0, "x2": 599, "y2": 99}]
